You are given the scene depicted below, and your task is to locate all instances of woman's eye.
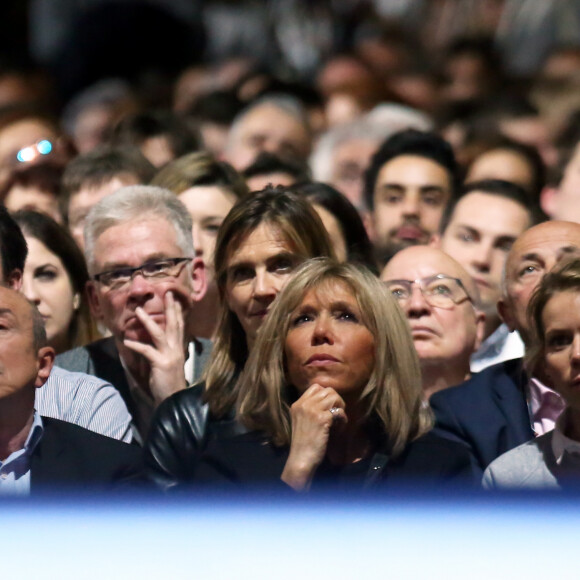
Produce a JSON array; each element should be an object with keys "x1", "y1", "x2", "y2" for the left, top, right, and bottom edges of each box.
[
  {"x1": 337, "y1": 310, "x2": 358, "y2": 322},
  {"x1": 230, "y1": 267, "x2": 254, "y2": 282},
  {"x1": 35, "y1": 268, "x2": 57, "y2": 281},
  {"x1": 458, "y1": 232, "x2": 475, "y2": 243},
  {"x1": 547, "y1": 333, "x2": 572, "y2": 349},
  {"x1": 203, "y1": 223, "x2": 221, "y2": 235},
  {"x1": 291, "y1": 314, "x2": 312, "y2": 327},
  {"x1": 271, "y1": 258, "x2": 294, "y2": 273}
]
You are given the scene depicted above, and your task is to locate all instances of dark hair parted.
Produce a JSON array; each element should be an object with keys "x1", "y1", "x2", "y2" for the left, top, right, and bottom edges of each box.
[
  {"x1": 13, "y1": 210, "x2": 98, "y2": 350},
  {"x1": 0, "y1": 205, "x2": 27, "y2": 278},
  {"x1": 364, "y1": 129, "x2": 459, "y2": 211},
  {"x1": 439, "y1": 178, "x2": 543, "y2": 234},
  {"x1": 110, "y1": 110, "x2": 202, "y2": 160},
  {"x1": 61, "y1": 144, "x2": 155, "y2": 219},
  {"x1": 242, "y1": 151, "x2": 311, "y2": 185},
  {"x1": 526, "y1": 256, "x2": 580, "y2": 376},
  {"x1": 203, "y1": 186, "x2": 335, "y2": 418},
  {"x1": 295, "y1": 181, "x2": 378, "y2": 274}
]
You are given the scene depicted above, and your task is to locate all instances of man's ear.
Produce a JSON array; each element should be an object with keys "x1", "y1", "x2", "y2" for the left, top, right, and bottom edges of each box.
[
  {"x1": 540, "y1": 185, "x2": 558, "y2": 218},
  {"x1": 473, "y1": 309, "x2": 486, "y2": 353},
  {"x1": 497, "y1": 297, "x2": 516, "y2": 332},
  {"x1": 190, "y1": 257, "x2": 207, "y2": 303},
  {"x1": 429, "y1": 233, "x2": 441, "y2": 248},
  {"x1": 86, "y1": 281, "x2": 104, "y2": 321},
  {"x1": 35, "y1": 346, "x2": 55, "y2": 388},
  {"x1": 7, "y1": 268, "x2": 22, "y2": 291}
]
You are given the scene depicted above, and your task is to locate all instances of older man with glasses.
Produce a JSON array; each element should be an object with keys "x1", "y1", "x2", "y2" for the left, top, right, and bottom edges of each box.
[
  {"x1": 56, "y1": 185, "x2": 210, "y2": 443},
  {"x1": 381, "y1": 245, "x2": 485, "y2": 400}
]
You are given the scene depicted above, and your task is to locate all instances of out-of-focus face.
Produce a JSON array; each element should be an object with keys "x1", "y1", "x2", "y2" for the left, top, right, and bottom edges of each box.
[
  {"x1": 178, "y1": 185, "x2": 237, "y2": 280},
  {"x1": 549, "y1": 144, "x2": 580, "y2": 222},
  {"x1": 140, "y1": 136, "x2": 174, "y2": 168},
  {"x1": 4, "y1": 185, "x2": 62, "y2": 224},
  {"x1": 500, "y1": 116, "x2": 557, "y2": 168},
  {"x1": 381, "y1": 246, "x2": 483, "y2": 368},
  {"x1": 0, "y1": 119, "x2": 60, "y2": 188},
  {"x1": 285, "y1": 281, "x2": 375, "y2": 401},
  {"x1": 68, "y1": 175, "x2": 139, "y2": 249},
  {"x1": 88, "y1": 217, "x2": 200, "y2": 347},
  {"x1": 0, "y1": 286, "x2": 53, "y2": 402},
  {"x1": 499, "y1": 221, "x2": 580, "y2": 344},
  {"x1": 225, "y1": 222, "x2": 300, "y2": 350},
  {"x1": 466, "y1": 149, "x2": 535, "y2": 193},
  {"x1": 330, "y1": 137, "x2": 378, "y2": 210},
  {"x1": 542, "y1": 290, "x2": 580, "y2": 411},
  {"x1": 225, "y1": 104, "x2": 311, "y2": 171},
  {"x1": 312, "y1": 204, "x2": 347, "y2": 262},
  {"x1": 21, "y1": 236, "x2": 78, "y2": 353},
  {"x1": 0, "y1": 119, "x2": 58, "y2": 170},
  {"x1": 441, "y1": 54, "x2": 489, "y2": 103},
  {"x1": 439, "y1": 192, "x2": 531, "y2": 319},
  {"x1": 372, "y1": 155, "x2": 451, "y2": 259}
]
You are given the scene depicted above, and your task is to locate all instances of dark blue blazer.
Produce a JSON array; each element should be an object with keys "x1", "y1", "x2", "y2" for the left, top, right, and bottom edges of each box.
[
  {"x1": 429, "y1": 358, "x2": 534, "y2": 476},
  {"x1": 31, "y1": 417, "x2": 143, "y2": 493}
]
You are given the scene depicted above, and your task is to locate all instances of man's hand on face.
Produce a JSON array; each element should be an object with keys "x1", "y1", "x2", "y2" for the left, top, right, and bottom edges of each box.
[{"x1": 123, "y1": 291, "x2": 187, "y2": 405}]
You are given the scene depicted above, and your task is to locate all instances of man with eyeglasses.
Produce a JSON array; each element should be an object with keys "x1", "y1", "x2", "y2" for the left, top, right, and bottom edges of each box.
[
  {"x1": 56, "y1": 185, "x2": 209, "y2": 443},
  {"x1": 382, "y1": 245, "x2": 485, "y2": 400}
]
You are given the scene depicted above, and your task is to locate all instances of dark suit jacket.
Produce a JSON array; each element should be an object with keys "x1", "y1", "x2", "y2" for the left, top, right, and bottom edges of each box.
[
  {"x1": 429, "y1": 358, "x2": 534, "y2": 476},
  {"x1": 55, "y1": 336, "x2": 212, "y2": 438},
  {"x1": 178, "y1": 429, "x2": 474, "y2": 492},
  {"x1": 31, "y1": 417, "x2": 142, "y2": 492}
]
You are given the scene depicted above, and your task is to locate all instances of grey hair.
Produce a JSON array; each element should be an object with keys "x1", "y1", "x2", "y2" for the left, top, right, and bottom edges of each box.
[
  {"x1": 83, "y1": 185, "x2": 194, "y2": 274},
  {"x1": 30, "y1": 301, "x2": 48, "y2": 351},
  {"x1": 226, "y1": 93, "x2": 311, "y2": 150},
  {"x1": 310, "y1": 105, "x2": 433, "y2": 183},
  {"x1": 310, "y1": 118, "x2": 390, "y2": 182}
]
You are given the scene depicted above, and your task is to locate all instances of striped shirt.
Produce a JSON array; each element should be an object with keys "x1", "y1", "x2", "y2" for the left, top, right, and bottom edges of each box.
[{"x1": 35, "y1": 366, "x2": 132, "y2": 443}]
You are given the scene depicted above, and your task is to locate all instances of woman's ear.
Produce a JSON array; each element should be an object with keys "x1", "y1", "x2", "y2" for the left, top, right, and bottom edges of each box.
[{"x1": 72, "y1": 293, "x2": 81, "y2": 311}]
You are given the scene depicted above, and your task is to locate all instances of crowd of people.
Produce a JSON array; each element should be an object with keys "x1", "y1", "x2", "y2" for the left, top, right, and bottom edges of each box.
[{"x1": 0, "y1": 1, "x2": 580, "y2": 496}]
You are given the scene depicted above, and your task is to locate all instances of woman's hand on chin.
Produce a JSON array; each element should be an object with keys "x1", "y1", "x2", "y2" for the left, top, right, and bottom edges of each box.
[{"x1": 281, "y1": 383, "x2": 347, "y2": 491}]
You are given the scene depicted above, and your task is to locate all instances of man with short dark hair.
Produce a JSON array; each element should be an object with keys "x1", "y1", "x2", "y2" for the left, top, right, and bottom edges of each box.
[
  {"x1": 364, "y1": 129, "x2": 459, "y2": 267},
  {"x1": 62, "y1": 145, "x2": 155, "y2": 249},
  {"x1": 434, "y1": 179, "x2": 538, "y2": 371},
  {"x1": 0, "y1": 286, "x2": 141, "y2": 496}
]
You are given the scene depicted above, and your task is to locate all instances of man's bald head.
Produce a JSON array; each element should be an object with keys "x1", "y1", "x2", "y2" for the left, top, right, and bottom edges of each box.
[
  {"x1": 0, "y1": 286, "x2": 54, "y2": 406},
  {"x1": 0, "y1": 286, "x2": 47, "y2": 351},
  {"x1": 499, "y1": 220, "x2": 580, "y2": 343},
  {"x1": 382, "y1": 245, "x2": 480, "y2": 304}
]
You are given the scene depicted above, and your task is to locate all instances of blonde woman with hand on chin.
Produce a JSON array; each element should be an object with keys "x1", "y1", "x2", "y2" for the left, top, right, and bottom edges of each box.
[{"x1": 186, "y1": 259, "x2": 474, "y2": 492}]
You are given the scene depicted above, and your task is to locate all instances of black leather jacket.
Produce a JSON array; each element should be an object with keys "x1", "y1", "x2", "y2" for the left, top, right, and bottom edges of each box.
[{"x1": 144, "y1": 383, "x2": 246, "y2": 492}]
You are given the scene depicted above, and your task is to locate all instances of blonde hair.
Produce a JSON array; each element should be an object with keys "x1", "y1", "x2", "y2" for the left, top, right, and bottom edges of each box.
[
  {"x1": 237, "y1": 258, "x2": 432, "y2": 456},
  {"x1": 202, "y1": 187, "x2": 335, "y2": 418},
  {"x1": 526, "y1": 256, "x2": 580, "y2": 376},
  {"x1": 151, "y1": 151, "x2": 249, "y2": 199}
]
